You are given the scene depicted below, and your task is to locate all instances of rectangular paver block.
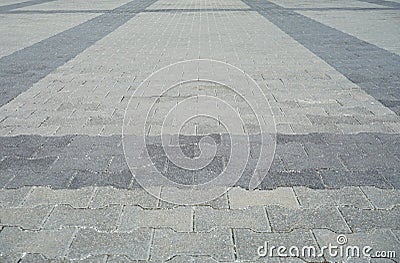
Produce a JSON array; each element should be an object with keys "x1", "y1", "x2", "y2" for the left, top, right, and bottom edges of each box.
[
  {"x1": 151, "y1": 228, "x2": 234, "y2": 261},
  {"x1": 68, "y1": 228, "x2": 152, "y2": 260},
  {"x1": 0, "y1": 227, "x2": 75, "y2": 259},
  {"x1": 0, "y1": 187, "x2": 31, "y2": 207},
  {"x1": 0, "y1": 205, "x2": 52, "y2": 229},
  {"x1": 89, "y1": 186, "x2": 160, "y2": 208},
  {"x1": 339, "y1": 207, "x2": 400, "y2": 231},
  {"x1": 119, "y1": 206, "x2": 192, "y2": 232},
  {"x1": 43, "y1": 204, "x2": 121, "y2": 231},
  {"x1": 267, "y1": 206, "x2": 351, "y2": 233},
  {"x1": 23, "y1": 187, "x2": 95, "y2": 208},
  {"x1": 294, "y1": 186, "x2": 372, "y2": 209},
  {"x1": 361, "y1": 187, "x2": 400, "y2": 209},
  {"x1": 228, "y1": 187, "x2": 299, "y2": 209},
  {"x1": 195, "y1": 206, "x2": 270, "y2": 232}
]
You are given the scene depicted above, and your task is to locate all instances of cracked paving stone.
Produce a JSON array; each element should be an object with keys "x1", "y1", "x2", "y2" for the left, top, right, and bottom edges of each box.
[
  {"x1": 151, "y1": 228, "x2": 234, "y2": 261},
  {"x1": 68, "y1": 228, "x2": 152, "y2": 260},
  {"x1": 89, "y1": 186, "x2": 160, "y2": 209},
  {"x1": 194, "y1": 206, "x2": 270, "y2": 232},
  {"x1": 22, "y1": 187, "x2": 95, "y2": 208},
  {"x1": 294, "y1": 186, "x2": 373, "y2": 209},
  {"x1": 0, "y1": 205, "x2": 52, "y2": 229},
  {"x1": 0, "y1": 227, "x2": 75, "y2": 259},
  {"x1": 361, "y1": 186, "x2": 400, "y2": 209},
  {"x1": 267, "y1": 206, "x2": 351, "y2": 233},
  {"x1": 119, "y1": 206, "x2": 192, "y2": 232},
  {"x1": 313, "y1": 229, "x2": 399, "y2": 262},
  {"x1": 228, "y1": 187, "x2": 299, "y2": 209},
  {"x1": 234, "y1": 229, "x2": 322, "y2": 262},
  {"x1": 339, "y1": 207, "x2": 400, "y2": 231},
  {"x1": 43, "y1": 204, "x2": 121, "y2": 231},
  {"x1": 0, "y1": 187, "x2": 31, "y2": 207}
]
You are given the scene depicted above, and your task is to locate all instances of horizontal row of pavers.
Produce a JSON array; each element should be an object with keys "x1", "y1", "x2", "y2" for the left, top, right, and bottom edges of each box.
[
  {"x1": 1, "y1": 133, "x2": 399, "y2": 189},
  {"x1": 1, "y1": 187, "x2": 399, "y2": 232},
  {"x1": 1, "y1": 227, "x2": 399, "y2": 261},
  {"x1": 2, "y1": 186, "x2": 399, "y2": 209}
]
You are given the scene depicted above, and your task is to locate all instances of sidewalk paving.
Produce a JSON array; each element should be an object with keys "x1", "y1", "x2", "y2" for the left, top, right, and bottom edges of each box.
[{"x1": 0, "y1": 0, "x2": 399, "y2": 262}]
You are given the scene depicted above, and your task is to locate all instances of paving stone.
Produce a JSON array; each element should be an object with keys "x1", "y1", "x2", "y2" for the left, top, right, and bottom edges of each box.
[
  {"x1": 313, "y1": 229, "x2": 399, "y2": 262},
  {"x1": 340, "y1": 207, "x2": 400, "y2": 231},
  {"x1": 23, "y1": 187, "x2": 94, "y2": 208},
  {"x1": 0, "y1": 227, "x2": 75, "y2": 259},
  {"x1": 151, "y1": 228, "x2": 234, "y2": 261},
  {"x1": 195, "y1": 206, "x2": 270, "y2": 232},
  {"x1": 119, "y1": 206, "x2": 192, "y2": 232},
  {"x1": 234, "y1": 229, "x2": 323, "y2": 262},
  {"x1": 68, "y1": 228, "x2": 152, "y2": 260},
  {"x1": 321, "y1": 169, "x2": 392, "y2": 189},
  {"x1": 0, "y1": 205, "x2": 52, "y2": 229},
  {"x1": 294, "y1": 186, "x2": 372, "y2": 209},
  {"x1": 0, "y1": 187, "x2": 31, "y2": 207},
  {"x1": 361, "y1": 187, "x2": 400, "y2": 209},
  {"x1": 44, "y1": 204, "x2": 121, "y2": 231},
  {"x1": 69, "y1": 170, "x2": 133, "y2": 189},
  {"x1": 228, "y1": 187, "x2": 299, "y2": 209},
  {"x1": 266, "y1": 206, "x2": 351, "y2": 233},
  {"x1": 167, "y1": 255, "x2": 217, "y2": 262},
  {"x1": 89, "y1": 186, "x2": 160, "y2": 209},
  {"x1": 259, "y1": 170, "x2": 325, "y2": 190}
]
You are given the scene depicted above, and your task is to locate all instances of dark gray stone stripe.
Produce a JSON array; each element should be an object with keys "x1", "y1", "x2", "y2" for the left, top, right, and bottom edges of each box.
[
  {"x1": 356, "y1": 0, "x2": 400, "y2": 8},
  {"x1": 0, "y1": 0, "x2": 56, "y2": 13},
  {"x1": 0, "y1": 133, "x2": 398, "y2": 190},
  {"x1": 242, "y1": 0, "x2": 400, "y2": 115},
  {"x1": 0, "y1": 0, "x2": 157, "y2": 108}
]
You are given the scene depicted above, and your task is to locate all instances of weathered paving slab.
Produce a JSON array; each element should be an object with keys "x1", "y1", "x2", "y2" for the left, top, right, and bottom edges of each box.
[
  {"x1": 43, "y1": 204, "x2": 122, "y2": 231},
  {"x1": 119, "y1": 206, "x2": 193, "y2": 232},
  {"x1": 68, "y1": 228, "x2": 152, "y2": 260},
  {"x1": 151, "y1": 228, "x2": 234, "y2": 261},
  {"x1": 194, "y1": 206, "x2": 270, "y2": 232},
  {"x1": 228, "y1": 187, "x2": 299, "y2": 209},
  {"x1": 361, "y1": 186, "x2": 400, "y2": 209},
  {"x1": 0, "y1": 205, "x2": 52, "y2": 229},
  {"x1": 294, "y1": 186, "x2": 373, "y2": 209},
  {"x1": 0, "y1": 227, "x2": 75, "y2": 259},
  {"x1": 0, "y1": 187, "x2": 30, "y2": 207},
  {"x1": 22, "y1": 187, "x2": 94, "y2": 208},
  {"x1": 339, "y1": 207, "x2": 400, "y2": 231},
  {"x1": 266, "y1": 205, "x2": 351, "y2": 233}
]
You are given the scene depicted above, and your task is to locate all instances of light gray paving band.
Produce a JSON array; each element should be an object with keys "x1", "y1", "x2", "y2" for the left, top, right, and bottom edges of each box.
[
  {"x1": 0, "y1": 0, "x2": 56, "y2": 13},
  {"x1": 0, "y1": 0, "x2": 158, "y2": 108},
  {"x1": 242, "y1": 0, "x2": 400, "y2": 115},
  {"x1": 6, "y1": 8, "x2": 253, "y2": 14},
  {"x1": 1, "y1": 133, "x2": 398, "y2": 190}
]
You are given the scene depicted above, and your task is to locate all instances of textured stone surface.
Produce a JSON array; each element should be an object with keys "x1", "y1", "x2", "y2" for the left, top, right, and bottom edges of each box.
[
  {"x1": 0, "y1": 205, "x2": 52, "y2": 229},
  {"x1": 340, "y1": 207, "x2": 400, "y2": 231},
  {"x1": 267, "y1": 206, "x2": 351, "y2": 233},
  {"x1": 228, "y1": 187, "x2": 299, "y2": 209},
  {"x1": 195, "y1": 206, "x2": 270, "y2": 232},
  {"x1": 361, "y1": 186, "x2": 400, "y2": 209},
  {"x1": 119, "y1": 206, "x2": 192, "y2": 232},
  {"x1": 151, "y1": 228, "x2": 234, "y2": 261},
  {"x1": 43, "y1": 204, "x2": 121, "y2": 231},
  {"x1": 0, "y1": 227, "x2": 75, "y2": 259},
  {"x1": 0, "y1": 187, "x2": 30, "y2": 207},
  {"x1": 23, "y1": 187, "x2": 94, "y2": 208},
  {"x1": 294, "y1": 187, "x2": 373, "y2": 209},
  {"x1": 68, "y1": 228, "x2": 152, "y2": 260}
]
